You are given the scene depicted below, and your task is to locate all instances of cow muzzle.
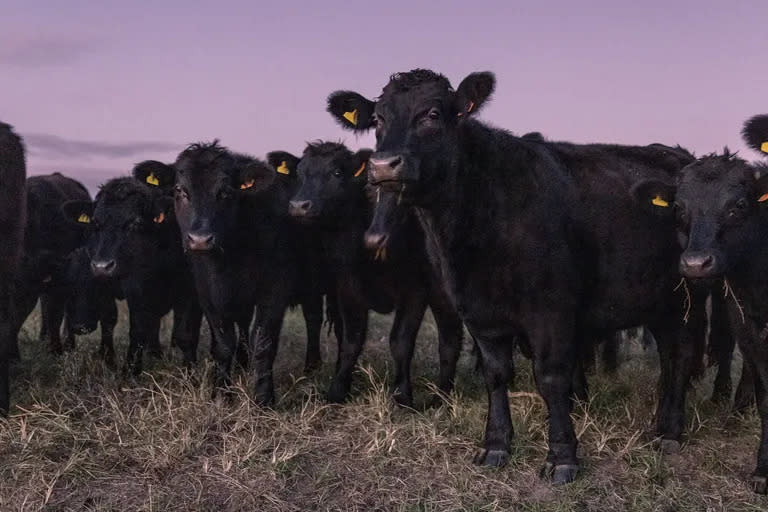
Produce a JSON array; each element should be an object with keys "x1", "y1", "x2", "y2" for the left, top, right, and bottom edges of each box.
[
  {"x1": 91, "y1": 259, "x2": 117, "y2": 278},
  {"x1": 679, "y1": 251, "x2": 720, "y2": 279},
  {"x1": 369, "y1": 154, "x2": 405, "y2": 184},
  {"x1": 187, "y1": 231, "x2": 216, "y2": 251}
]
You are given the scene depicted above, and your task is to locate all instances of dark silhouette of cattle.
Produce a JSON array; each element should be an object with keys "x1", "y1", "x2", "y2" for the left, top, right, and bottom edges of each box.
[
  {"x1": 327, "y1": 69, "x2": 704, "y2": 485},
  {"x1": 171, "y1": 142, "x2": 324, "y2": 405},
  {"x1": 630, "y1": 114, "x2": 768, "y2": 493},
  {"x1": 10, "y1": 173, "x2": 92, "y2": 355},
  {"x1": 279, "y1": 141, "x2": 463, "y2": 406},
  {"x1": 61, "y1": 169, "x2": 201, "y2": 374},
  {"x1": 0, "y1": 122, "x2": 26, "y2": 415}
]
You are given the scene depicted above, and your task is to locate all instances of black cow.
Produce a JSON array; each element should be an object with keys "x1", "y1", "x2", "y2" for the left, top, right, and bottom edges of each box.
[
  {"x1": 0, "y1": 122, "x2": 26, "y2": 415},
  {"x1": 328, "y1": 69, "x2": 702, "y2": 484},
  {"x1": 62, "y1": 169, "x2": 202, "y2": 374},
  {"x1": 631, "y1": 115, "x2": 768, "y2": 492},
  {"x1": 279, "y1": 141, "x2": 463, "y2": 406},
  {"x1": 172, "y1": 142, "x2": 324, "y2": 404},
  {"x1": 9, "y1": 174, "x2": 92, "y2": 355}
]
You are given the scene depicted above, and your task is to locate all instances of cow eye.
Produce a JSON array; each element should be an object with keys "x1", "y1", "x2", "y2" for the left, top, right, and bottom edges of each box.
[
  {"x1": 428, "y1": 108, "x2": 441, "y2": 120},
  {"x1": 736, "y1": 198, "x2": 748, "y2": 210},
  {"x1": 175, "y1": 185, "x2": 188, "y2": 200},
  {"x1": 218, "y1": 189, "x2": 231, "y2": 201},
  {"x1": 333, "y1": 169, "x2": 343, "y2": 178},
  {"x1": 371, "y1": 114, "x2": 382, "y2": 128}
]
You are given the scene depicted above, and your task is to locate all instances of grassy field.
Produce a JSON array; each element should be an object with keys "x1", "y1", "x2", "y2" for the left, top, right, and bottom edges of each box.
[{"x1": 1, "y1": 305, "x2": 766, "y2": 511}]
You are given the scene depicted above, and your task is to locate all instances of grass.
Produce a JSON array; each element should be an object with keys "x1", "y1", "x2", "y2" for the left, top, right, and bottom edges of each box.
[{"x1": 1, "y1": 305, "x2": 766, "y2": 511}]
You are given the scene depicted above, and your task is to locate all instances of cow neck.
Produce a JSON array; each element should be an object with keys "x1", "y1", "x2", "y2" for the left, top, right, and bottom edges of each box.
[{"x1": 320, "y1": 187, "x2": 371, "y2": 266}]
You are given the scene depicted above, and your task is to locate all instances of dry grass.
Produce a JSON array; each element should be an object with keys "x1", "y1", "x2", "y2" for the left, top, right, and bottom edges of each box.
[{"x1": 1, "y1": 306, "x2": 766, "y2": 511}]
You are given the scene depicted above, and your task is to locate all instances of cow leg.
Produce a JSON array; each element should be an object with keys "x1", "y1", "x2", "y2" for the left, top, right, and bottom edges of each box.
[
  {"x1": 389, "y1": 289, "x2": 428, "y2": 408},
  {"x1": 328, "y1": 276, "x2": 368, "y2": 403},
  {"x1": 301, "y1": 293, "x2": 324, "y2": 373},
  {"x1": 0, "y1": 290, "x2": 11, "y2": 416},
  {"x1": 527, "y1": 312, "x2": 579, "y2": 485},
  {"x1": 601, "y1": 332, "x2": 620, "y2": 375},
  {"x1": 430, "y1": 295, "x2": 463, "y2": 405},
  {"x1": 709, "y1": 290, "x2": 735, "y2": 403},
  {"x1": 252, "y1": 304, "x2": 287, "y2": 406},
  {"x1": 471, "y1": 329, "x2": 516, "y2": 469},
  {"x1": 125, "y1": 309, "x2": 161, "y2": 376},
  {"x1": 98, "y1": 299, "x2": 118, "y2": 368},
  {"x1": 38, "y1": 293, "x2": 51, "y2": 343},
  {"x1": 171, "y1": 299, "x2": 202, "y2": 365},
  {"x1": 735, "y1": 359, "x2": 756, "y2": 412},
  {"x1": 652, "y1": 295, "x2": 705, "y2": 453},
  {"x1": 45, "y1": 294, "x2": 67, "y2": 354},
  {"x1": 207, "y1": 314, "x2": 236, "y2": 394},
  {"x1": 234, "y1": 310, "x2": 253, "y2": 371}
]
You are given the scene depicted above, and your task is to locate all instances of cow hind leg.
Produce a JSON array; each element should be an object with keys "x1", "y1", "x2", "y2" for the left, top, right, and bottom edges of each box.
[
  {"x1": 709, "y1": 291, "x2": 735, "y2": 403},
  {"x1": 430, "y1": 302, "x2": 463, "y2": 406},
  {"x1": 301, "y1": 294, "x2": 323, "y2": 373}
]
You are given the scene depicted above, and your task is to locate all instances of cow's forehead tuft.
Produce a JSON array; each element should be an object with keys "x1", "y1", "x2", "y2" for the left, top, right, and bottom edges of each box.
[{"x1": 382, "y1": 69, "x2": 452, "y2": 96}]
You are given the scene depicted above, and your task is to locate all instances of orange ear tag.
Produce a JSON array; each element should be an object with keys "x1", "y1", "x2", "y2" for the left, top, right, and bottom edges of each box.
[
  {"x1": 353, "y1": 162, "x2": 366, "y2": 177},
  {"x1": 467, "y1": 101, "x2": 475, "y2": 113},
  {"x1": 651, "y1": 195, "x2": 669, "y2": 207},
  {"x1": 276, "y1": 161, "x2": 291, "y2": 175},
  {"x1": 240, "y1": 180, "x2": 255, "y2": 190},
  {"x1": 153, "y1": 212, "x2": 165, "y2": 224},
  {"x1": 758, "y1": 193, "x2": 768, "y2": 203}
]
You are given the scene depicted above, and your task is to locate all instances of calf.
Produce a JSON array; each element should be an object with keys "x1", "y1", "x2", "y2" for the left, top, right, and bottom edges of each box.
[
  {"x1": 328, "y1": 69, "x2": 702, "y2": 484},
  {"x1": 0, "y1": 122, "x2": 26, "y2": 415},
  {"x1": 279, "y1": 141, "x2": 463, "y2": 406},
  {"x1": 172, "y1": 142, "x2": 323, "y2": 404},
  {"x1": 62, "y1": 169, "x2": 201, "y2": 373},
  {"x1": 631, "y1": 115, "x2": 768, "y2": 492},
  {"x1": 10, "y1": 173, "x2": 92, "y2": 355}
]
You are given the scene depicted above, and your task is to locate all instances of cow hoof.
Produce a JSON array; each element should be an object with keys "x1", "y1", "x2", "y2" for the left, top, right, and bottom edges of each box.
[
  {"x1": 552, "y1": 464, "x2": 579, "y2": 485},
  {"x1": 659, "y1": 439, "x2": 681, "y2": 455},
  {"x1": 750, "y1": 475, "x2": 768, "y2": 494},
  {"x1": 327, "y1": 382, "x2": 349, "y2": 404},
  {"x1": 393, "y1": 393, "x2": 414, "y2": 409},
  {"x1": 473, "y1": 449, "x2": 509, "y2": 467}
]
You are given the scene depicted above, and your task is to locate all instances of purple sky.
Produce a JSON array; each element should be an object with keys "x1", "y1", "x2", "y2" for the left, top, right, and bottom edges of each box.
[{"x1": 3, "y1": 1, "x2": 766, "y2": 193}]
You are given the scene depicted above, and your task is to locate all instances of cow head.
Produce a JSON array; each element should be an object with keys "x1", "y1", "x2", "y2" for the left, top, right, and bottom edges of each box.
[
  {"x1": 62, "y1": 177, "x2": 173, "y2": 279},
  {"x1": 173, "y1": 141, "x2": 274, "y2": 252},
  {"x1": 62, "y1": 247, "x2": 103, "y2": 334},
  {"x1": 274, "y1": 142, "x2": 372, "y2": 224},
  {"x1": 633, "y1": 150, "x2": 768, "y2": 280},
  {"x1": 327, "y1": 69, "x2": 495, "y2": 204}
]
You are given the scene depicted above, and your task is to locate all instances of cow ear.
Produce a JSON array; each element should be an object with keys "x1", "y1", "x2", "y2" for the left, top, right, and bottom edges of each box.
[
  {"x1": 742, "y1": 115, "x2": 768, "y2": 155},
  {"x1": 350, "y1": 149, "x2": 373, "y2": 181},
  {"x1": 454, "y1": 72, "x2": 495, "y2": 118},
  {"x1": 327, "y1": 91, "x2": 376, "y2": 132},
  {"x1": 151, "y1": 196, "x2": 174, "y2": 225},
  {"x1": 266, "y1": 151, "x2": 300, "y2": 178},
  {"x1": 133, "y1": 160, "x2": 176, "y2": 190},
  {"x1": 630, "y1": 179, "x2": 676, "y2": 216},
  {"x1": 61, "y1": 200, "x2": 95, "y2": 226},
  {"x1": 239, "y1": 160, "x2": 275, "y2": 193}
]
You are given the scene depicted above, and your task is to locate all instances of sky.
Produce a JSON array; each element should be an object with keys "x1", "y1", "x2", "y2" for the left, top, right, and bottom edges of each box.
[{"x1": 2, "y1": 1, "x2": 767, "y2": 193}]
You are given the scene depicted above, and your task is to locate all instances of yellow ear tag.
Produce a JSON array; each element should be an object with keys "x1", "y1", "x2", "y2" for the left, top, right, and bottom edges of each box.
[
  {"x1": 343, "y1": 109, "x2": 359, "y2": 126},
  {"x1": 240, "y1": 179, "x2": 255, "y2": 190},
  {"x1": 651, "y1": 195, "x2": 669, "y2": 207},
  {"x1": 153, "y1": 212, "x2": 165, "y2": 224},
  {"x1": 77, "y1": 213, "x2": 91, "y2": 224},
  {"x1": 146, "y1": 172, "x2": 160, "y2": 186},
  {"x1": 353, "y1": 162, "x2": 366, "y2": 178},
  {"x1": 761, "y1": 142, "x2": 768, "y2": 153},
  {"x1": 277, "y1": 161, "x2": 291, "y2": 175},
  {"x1": 758, "y1": 193, "x2": 768, "y2": 203}
]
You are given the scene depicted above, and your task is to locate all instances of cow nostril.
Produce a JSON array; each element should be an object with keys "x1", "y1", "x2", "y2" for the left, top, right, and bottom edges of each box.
[
  {"x1": 700, "y1": 254, "x2": 714, "y2": 269},
  {"x1": 364, "y1": 232, "x2": 388, "y2": 251},
  {"x1": 289, "y1": 200, "x2": 313, "y2": 216},
  {"x1": 388, "y1": 156, "x2": 402, "y2": 169}
]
